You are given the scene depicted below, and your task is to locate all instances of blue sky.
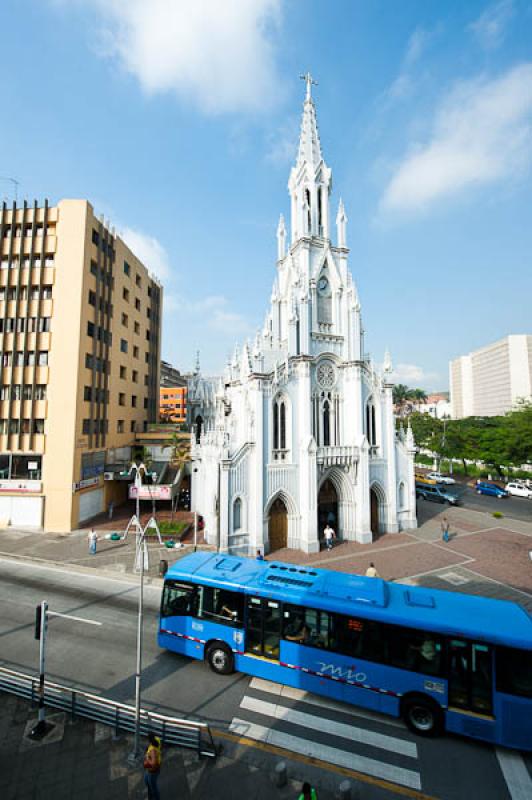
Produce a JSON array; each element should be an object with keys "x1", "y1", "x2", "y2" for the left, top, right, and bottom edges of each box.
[{"x1": 2, "y1": 0, "x2": 532, "y2": 389}]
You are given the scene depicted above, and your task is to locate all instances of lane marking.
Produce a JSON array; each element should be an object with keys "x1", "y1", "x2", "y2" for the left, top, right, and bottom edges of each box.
[
  {"x1": 496, "y1": 748, "x2": 532, "y2": 800},
  {"x1": 213, "y1": 727, "x2": 437, "y2": 800},
  {"x1": 240, "y1": 694, "x2": 417, "y2": 758},
  {"x1": 229, "y1": 718, "x2": 421, "y2": 790},
  {"x1": 249, "y1": 676, "x2": 405, "y2": 729}
]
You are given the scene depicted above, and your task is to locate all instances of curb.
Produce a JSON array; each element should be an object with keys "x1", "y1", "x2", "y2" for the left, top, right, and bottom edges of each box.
[{"x1": 0, "y1": 550, "x2": 164, "y2": 586}]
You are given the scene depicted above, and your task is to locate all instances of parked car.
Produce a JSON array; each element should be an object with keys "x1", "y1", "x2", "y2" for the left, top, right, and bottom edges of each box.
[
  {"x1": 475, "y1": 481, "x2": 508, "y2": 499},
  {"x1": 505, "y1": 482, "x2": 532, "y2": 499},
  {"x1": 416, "y1": 483, "x2": 461, "y2": 505},
  {"x1": 415, "y1": 472, "x2": 437, "y2": 485},
  {"x1": 426, "y1": 472, "x2": 456, "y2": 485}
]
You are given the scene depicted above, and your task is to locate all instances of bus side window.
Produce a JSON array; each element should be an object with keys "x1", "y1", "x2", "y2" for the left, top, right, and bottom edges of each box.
[
  {"x1": 334, "y1": 614, "x2": 364, "y2": 657},
  {"x1": 162, "y1": 581, "x2": 198, "y2": 617},
  {"x1": 200, "y1": 587, "x2": 244, "y2": 626},
  {"x1": 496, "y1": 646, "x2": 532, "y2": 698}
]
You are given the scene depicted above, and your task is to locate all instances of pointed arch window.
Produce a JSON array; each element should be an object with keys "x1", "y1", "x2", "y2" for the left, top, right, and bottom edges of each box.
[
  {"x1": 365, "y1": 399, "x2": 377, "y2": 448},
  {"x1": 273, "y1": 395, "x2": 290, "y2": 460},
  {"x1": 305, "y1": 188, "x2": 311, "y2": 233},
  {"x1": 317, "y1": 186, "x2": 323, "y2": 235},
  {"x1": 323, "y1": 399, "x2": 331, "y2": 446},
  {"x1": 233, "y1": 497, "x2": 242, "y2": 532},
  {"x1": 195, "y1": 415, "x2": 203, "y2": 445}
]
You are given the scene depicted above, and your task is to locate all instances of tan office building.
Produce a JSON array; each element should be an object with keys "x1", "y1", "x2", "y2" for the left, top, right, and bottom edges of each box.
[
  {"x1": 0, "y1": 199, "x2": 162, "y2": 531},
  {"x1": 450, "y1": 335, "x2": 532, "y2": 418}
]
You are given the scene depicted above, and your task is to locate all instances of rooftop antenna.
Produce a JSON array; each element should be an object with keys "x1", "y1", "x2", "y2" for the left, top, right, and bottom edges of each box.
[{"x1": 0, "y1": 176, "x2": 19, "y2": 203}]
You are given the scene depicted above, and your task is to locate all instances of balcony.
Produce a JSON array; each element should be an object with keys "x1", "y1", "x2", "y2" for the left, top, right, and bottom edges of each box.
[{"x1": 316, "y1": 445, "x2": 359, "y2": 468}]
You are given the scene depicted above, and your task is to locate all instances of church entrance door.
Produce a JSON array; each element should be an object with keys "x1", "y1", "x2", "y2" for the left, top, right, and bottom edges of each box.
[
  {"x1": 370, "y1": 489, "x2": 379, "y2": 538},
  {"x1": 318, "y1": 479, "x2": 338, "y2": 539},
  {"x1": 269, "y1": 497, "x2": 288, "y2": 552}
]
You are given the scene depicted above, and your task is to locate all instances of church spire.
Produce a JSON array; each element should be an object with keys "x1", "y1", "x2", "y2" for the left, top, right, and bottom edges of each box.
[
  {"x1": 296, "y1": 72, "x2": 322, "y2": 170},
  {"x1": 288, "y1": 74, "x2": 332, "y2": 243}
]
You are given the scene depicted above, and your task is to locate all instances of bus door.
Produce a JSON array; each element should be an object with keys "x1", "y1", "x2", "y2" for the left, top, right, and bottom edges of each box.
[
  {"x1": 245, "y1": 596, "x2": 281, "y2": 660},
  {"x1": 448, "y1": 639, "x2": 493, "y2": 716}
]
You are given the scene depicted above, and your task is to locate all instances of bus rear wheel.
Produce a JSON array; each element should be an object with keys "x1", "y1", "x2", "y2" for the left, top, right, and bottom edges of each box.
[
  {"x1": 401, "y1": 695, "x2": 442, "y2": 737},
  {"x1": 206, "y1": 642, "x2": 234, "y2": 675}
]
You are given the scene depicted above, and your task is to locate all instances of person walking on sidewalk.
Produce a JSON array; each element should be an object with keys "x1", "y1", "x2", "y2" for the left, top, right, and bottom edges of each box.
[
  {"x1": 323, "y1": 524, "x2": 335, "y2": 551},
  {"x1": 143, "y1": 732, "x2": 162, "y2": 800},
  {"x1": 88, "y1": 528, "x2": 98, "y2": 555},
  {"x1": 298, "y1": 781, "x2": 318, "y2": 800},
  {"x1": 365, "y1": 562, "x2": 380, "y2": 578},
  {"x1": 441, "y1": 517, "x2": 450, "y2": 543}
]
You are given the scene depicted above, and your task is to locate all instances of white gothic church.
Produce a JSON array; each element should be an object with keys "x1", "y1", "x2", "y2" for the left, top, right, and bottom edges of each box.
[{"x1": 188, "y1": 78, "x2": 417, "y2": 555}]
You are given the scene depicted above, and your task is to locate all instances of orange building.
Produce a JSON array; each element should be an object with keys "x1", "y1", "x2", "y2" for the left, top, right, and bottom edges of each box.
[{"x1": 160, "y1": 386, "x2": 187, "y2": 424}]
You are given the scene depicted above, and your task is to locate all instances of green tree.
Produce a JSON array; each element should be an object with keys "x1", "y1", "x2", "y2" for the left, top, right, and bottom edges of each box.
[
  {"x1": 164, "y1": 431, "x2": 191, "y2": 522},
  {"x1": 410, "y1": 388, "x2": 428, "y2": 411},
  {"x1": 393, "y1": 384, "x2": 412, "y2": 417}
]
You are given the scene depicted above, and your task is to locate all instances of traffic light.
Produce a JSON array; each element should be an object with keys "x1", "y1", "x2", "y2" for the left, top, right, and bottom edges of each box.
[{"x1": 35, "y1": 604, "x2": 42, "y2": 640}]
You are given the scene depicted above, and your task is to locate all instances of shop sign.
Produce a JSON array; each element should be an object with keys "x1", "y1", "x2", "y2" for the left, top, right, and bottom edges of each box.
[
  {"x1": 129, "y1": 485, "x2": 172, "y2": 500},
  {"x1": 0, "y1": 480, "x2": 42, "y2": 493}
]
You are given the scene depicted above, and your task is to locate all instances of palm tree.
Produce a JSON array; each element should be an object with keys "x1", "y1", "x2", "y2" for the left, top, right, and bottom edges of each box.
[
  {"x1": 164, "y1": 431, "x2": 191, "y2": 522},
  {"x1": 392, "y1": 384, "x2": 412, "y2": 417},
  {"x1": 410, "y1": 388, "x2": 428, "y2": 411}
]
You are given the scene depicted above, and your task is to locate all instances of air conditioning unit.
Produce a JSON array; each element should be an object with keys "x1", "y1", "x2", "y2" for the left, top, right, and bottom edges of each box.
[{"x1": 104, "y1": 472, "x2": 114, "y2": 481}]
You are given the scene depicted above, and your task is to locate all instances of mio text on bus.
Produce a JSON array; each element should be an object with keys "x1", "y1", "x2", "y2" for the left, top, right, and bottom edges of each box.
[{"x1": 158, "y1": 552, "x2": 532, "y2": 751}]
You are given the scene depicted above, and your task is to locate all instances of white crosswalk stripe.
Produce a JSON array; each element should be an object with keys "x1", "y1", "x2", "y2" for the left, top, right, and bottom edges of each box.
[
  {"x1": 230, "y1": 680, "x2": 422, "y2": 791},
  {"x1": 496, "y1": 749, "x2": 532, "y2": 800}
]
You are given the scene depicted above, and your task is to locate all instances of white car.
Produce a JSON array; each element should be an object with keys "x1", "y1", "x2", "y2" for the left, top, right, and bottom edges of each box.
[
  {"x1": 426, "y1": 472, "x2": 456, "y2": 485},
  {"x1": 505, "y1": 482, "x2": 532, "y2": 499}
]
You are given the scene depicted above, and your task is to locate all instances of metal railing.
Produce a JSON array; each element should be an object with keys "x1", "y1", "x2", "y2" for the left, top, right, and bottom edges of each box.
[{"x1": 0, "y1": 666, "x2": 217, "y2": 758}]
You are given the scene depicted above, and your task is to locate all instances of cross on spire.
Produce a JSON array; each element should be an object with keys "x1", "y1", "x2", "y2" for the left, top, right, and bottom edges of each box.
[{"x1": 300, "y1": 71, "x2": 318, "y2": 101}]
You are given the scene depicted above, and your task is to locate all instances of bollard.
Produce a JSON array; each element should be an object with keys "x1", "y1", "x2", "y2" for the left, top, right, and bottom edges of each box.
[
  {"x1": 337, "y1": 779, "x2": 352, "y2": 800},
  {"x1": 274, "y1": 761, "x2": 287, "y2": 788}
]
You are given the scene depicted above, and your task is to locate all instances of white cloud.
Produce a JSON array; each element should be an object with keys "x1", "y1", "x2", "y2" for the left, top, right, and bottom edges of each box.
[
  {"x1": 391, "y1": 363, "x2": 440, "y2": 388},
  {"x1": 83, "y1": 0, "x2": 283, "y2": 115},
  {"x1": 120, "y1": 226, "x2": 171, "y2": 281},
  {"x1": 265, "y1": 113, "x2": 299, "y2": 164},
  {"x1": 469, "y1": 0, "x2": 514, "y2": 50},
  {"x1": 384, "y1": 27, "x2": 436, "y2": 102},
  {"x1": 380, "y1": 63, "x2": 532, "y2": 214}
]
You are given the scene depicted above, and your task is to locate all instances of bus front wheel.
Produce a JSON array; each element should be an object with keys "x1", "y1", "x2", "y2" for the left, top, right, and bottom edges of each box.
[
  {"x1": 401, "y1": 695, "x2": 443, "y2": 737},
  {"x1": 206, "y1": 642, "x2": 234, "y2": 675}
]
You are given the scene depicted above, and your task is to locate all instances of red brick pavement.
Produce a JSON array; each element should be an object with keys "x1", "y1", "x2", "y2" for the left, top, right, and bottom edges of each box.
[{"x1": 442, "y1": 528, "x2": 532, "y2": 593}]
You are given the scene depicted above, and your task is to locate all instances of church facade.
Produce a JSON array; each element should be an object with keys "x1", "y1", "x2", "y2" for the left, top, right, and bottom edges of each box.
[{"x1": 188, "y1": 80, "x2": 417, "y2": 555}]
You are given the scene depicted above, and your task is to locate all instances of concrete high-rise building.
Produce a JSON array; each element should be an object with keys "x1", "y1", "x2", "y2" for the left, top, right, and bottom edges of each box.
[
  {"x1": 0, "y1": 199, "x2": 162, "y2": 531},
  {"x1": 159, "y1": 360, "x2": 187, "y2": 423},
  {"x1": 450, "y1": 335, "x2": 532, "y2": 418}
]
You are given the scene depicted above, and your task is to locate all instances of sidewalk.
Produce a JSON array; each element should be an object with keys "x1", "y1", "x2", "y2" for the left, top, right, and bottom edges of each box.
[{"x1": 0, "y1": 694, "x2": 404, "y2": 800}]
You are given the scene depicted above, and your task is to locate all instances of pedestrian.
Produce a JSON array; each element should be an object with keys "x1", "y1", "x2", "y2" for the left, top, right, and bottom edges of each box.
[
  {"x1": 298, "y1": 781, "x2": 318, "y2": 800},
  {"x1": 441, "y1": 517, "x2": 450, "y2": 543},
  {"x1": 108, "y1": 500, "x2": 114, "y2": 521},
  {"x1": 88, "y1": 528, "x2": 98, "y2": 555},
  {"x1": 365, "y1": 562, "x2": 380, "y2": 578},
  {"x1": 256, "y1": 549, "x2": 264, "y2": 561},
  {"x1": 323, "y1": 523, "x2": 335, "y2": 551},
  {"x1": 143, "y1": 732, "x2": 162, "y2": 800}
]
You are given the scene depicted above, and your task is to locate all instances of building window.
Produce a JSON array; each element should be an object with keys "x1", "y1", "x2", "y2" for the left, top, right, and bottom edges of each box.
[
  {"x1": 117, "y1": 420, "x2": 124, "y2": 433},
  {"x1": 38, "y1": 318, "x2": 51, "y2": 333},
  {"x1": 21, "y1": 419, "x2": 31, "y2": 434},
  {"x1": 15, "y1": 351, "x2": 24, "y2": 366},
  {"x1": 133, "y1": 346, "x2": 139, "y2": 359},
  {"x1": 0, "y1": 386, "x2": 8, "y2": 400},
  {"x1": 134, "y1": 321, "x2": 140, "y2": 335},
  {"x1": 42, "y1": 285, "x2": 52, "y2": 299},
  {"x1": 35, "y1": 385, "x2": 46, "y2": 400},
  {"x1": 120, "y1": 365, "x2": 126, "y2": 379},
  {"x1": 23, "y1": 385, "x2": 32, "y2": 400},
  {"x1": 9, "y1": 420, "x2": 20, "y2": 434},
  {"x1": 122, "y1": 312, "x2": 128, "y2": 327},
  {"x1": 82, "y1": 419, "x2": 90, "y2": 434},
  {"x1": 273, "y1": 396, "x2": 289, "y2": 454},
  {"x1": 233, "y1": 498, "x2": 242, "y2": 531},
  {"x1": 147, "y1": 308, "x2": 151, "y2": 319},
  {"x1": 365, "y1": 398, "x2": 376, "y2": 447},
  {"x1": 84, "y1": 386, "x2": 92, "y2": 401},
  {"x1": 146, "y1": 329, "x2": 151, "y2": 341},
  {"x1": 124, "y1": 261, "x2": 131, "y2": 276},
  {"x1": 145, "y1": 352, "x2": 149, "y2": 364},
  {"x1": 144, "y1": 398, "x2": 148, "y2": 409},
  {"x1": 132, "y1": 370, "x2": 138, "y2": 383},
  {"x1": 119, "y1": 393, "x2": 125, "y2": 406},
  {"x1": 130, "y1": 420, "x2": 136, "y2": 433},
  {"x1": 132, "y1": 395, "x2": 137, "y2": 408},
  {"x1": 135, "y1": 297, "x2": 141, "y2": 311},
  {"x1": 33, "y1": 419, "x2": 45, "y2": 434},
  {"x1": 92, "y1": 229, "x2": 100, "y2": 246},
  {"x1": 323, "y1": 399, "x2": 330, "y2": 446},
  {"x1": 135, "y1": 275, "x2": 141, "y2": 288},
  {"x1": 89, "y1": 290, "x2": 96, "y2": 306},
  {"x1": 87, "y1": 321, "x2": 95, "y2": 337},
  {"x1": 120, "y1": 339, "x2": 128, "y2": 353},
  {"x1": 38, "y1": 351, "x2": 48, "y2": 366},
  {"x1": 123, "y1": 287, "x2": 129, "y2": 302},
  {"x1": 25, "y1": 351, "x2": 35, "y2": 366}
]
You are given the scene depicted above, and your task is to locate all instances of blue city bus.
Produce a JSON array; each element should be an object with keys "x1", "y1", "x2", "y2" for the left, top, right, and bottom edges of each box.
[{"x1": 158, "y1": 552, "x2": 532, "y2": 750}]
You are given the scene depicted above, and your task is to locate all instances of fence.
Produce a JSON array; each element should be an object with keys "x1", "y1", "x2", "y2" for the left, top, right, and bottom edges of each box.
[{"x1": 0, "y1": 666, "x2": 217, "y2": 758}]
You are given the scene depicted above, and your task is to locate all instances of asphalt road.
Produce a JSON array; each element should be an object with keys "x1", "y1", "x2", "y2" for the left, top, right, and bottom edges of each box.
[
  {"x1": 1, "y1": 559, "x2": 530, "y2": 800},
  {"x1": 418, "y1": 478, "x2": 532, "y2": 521}
]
